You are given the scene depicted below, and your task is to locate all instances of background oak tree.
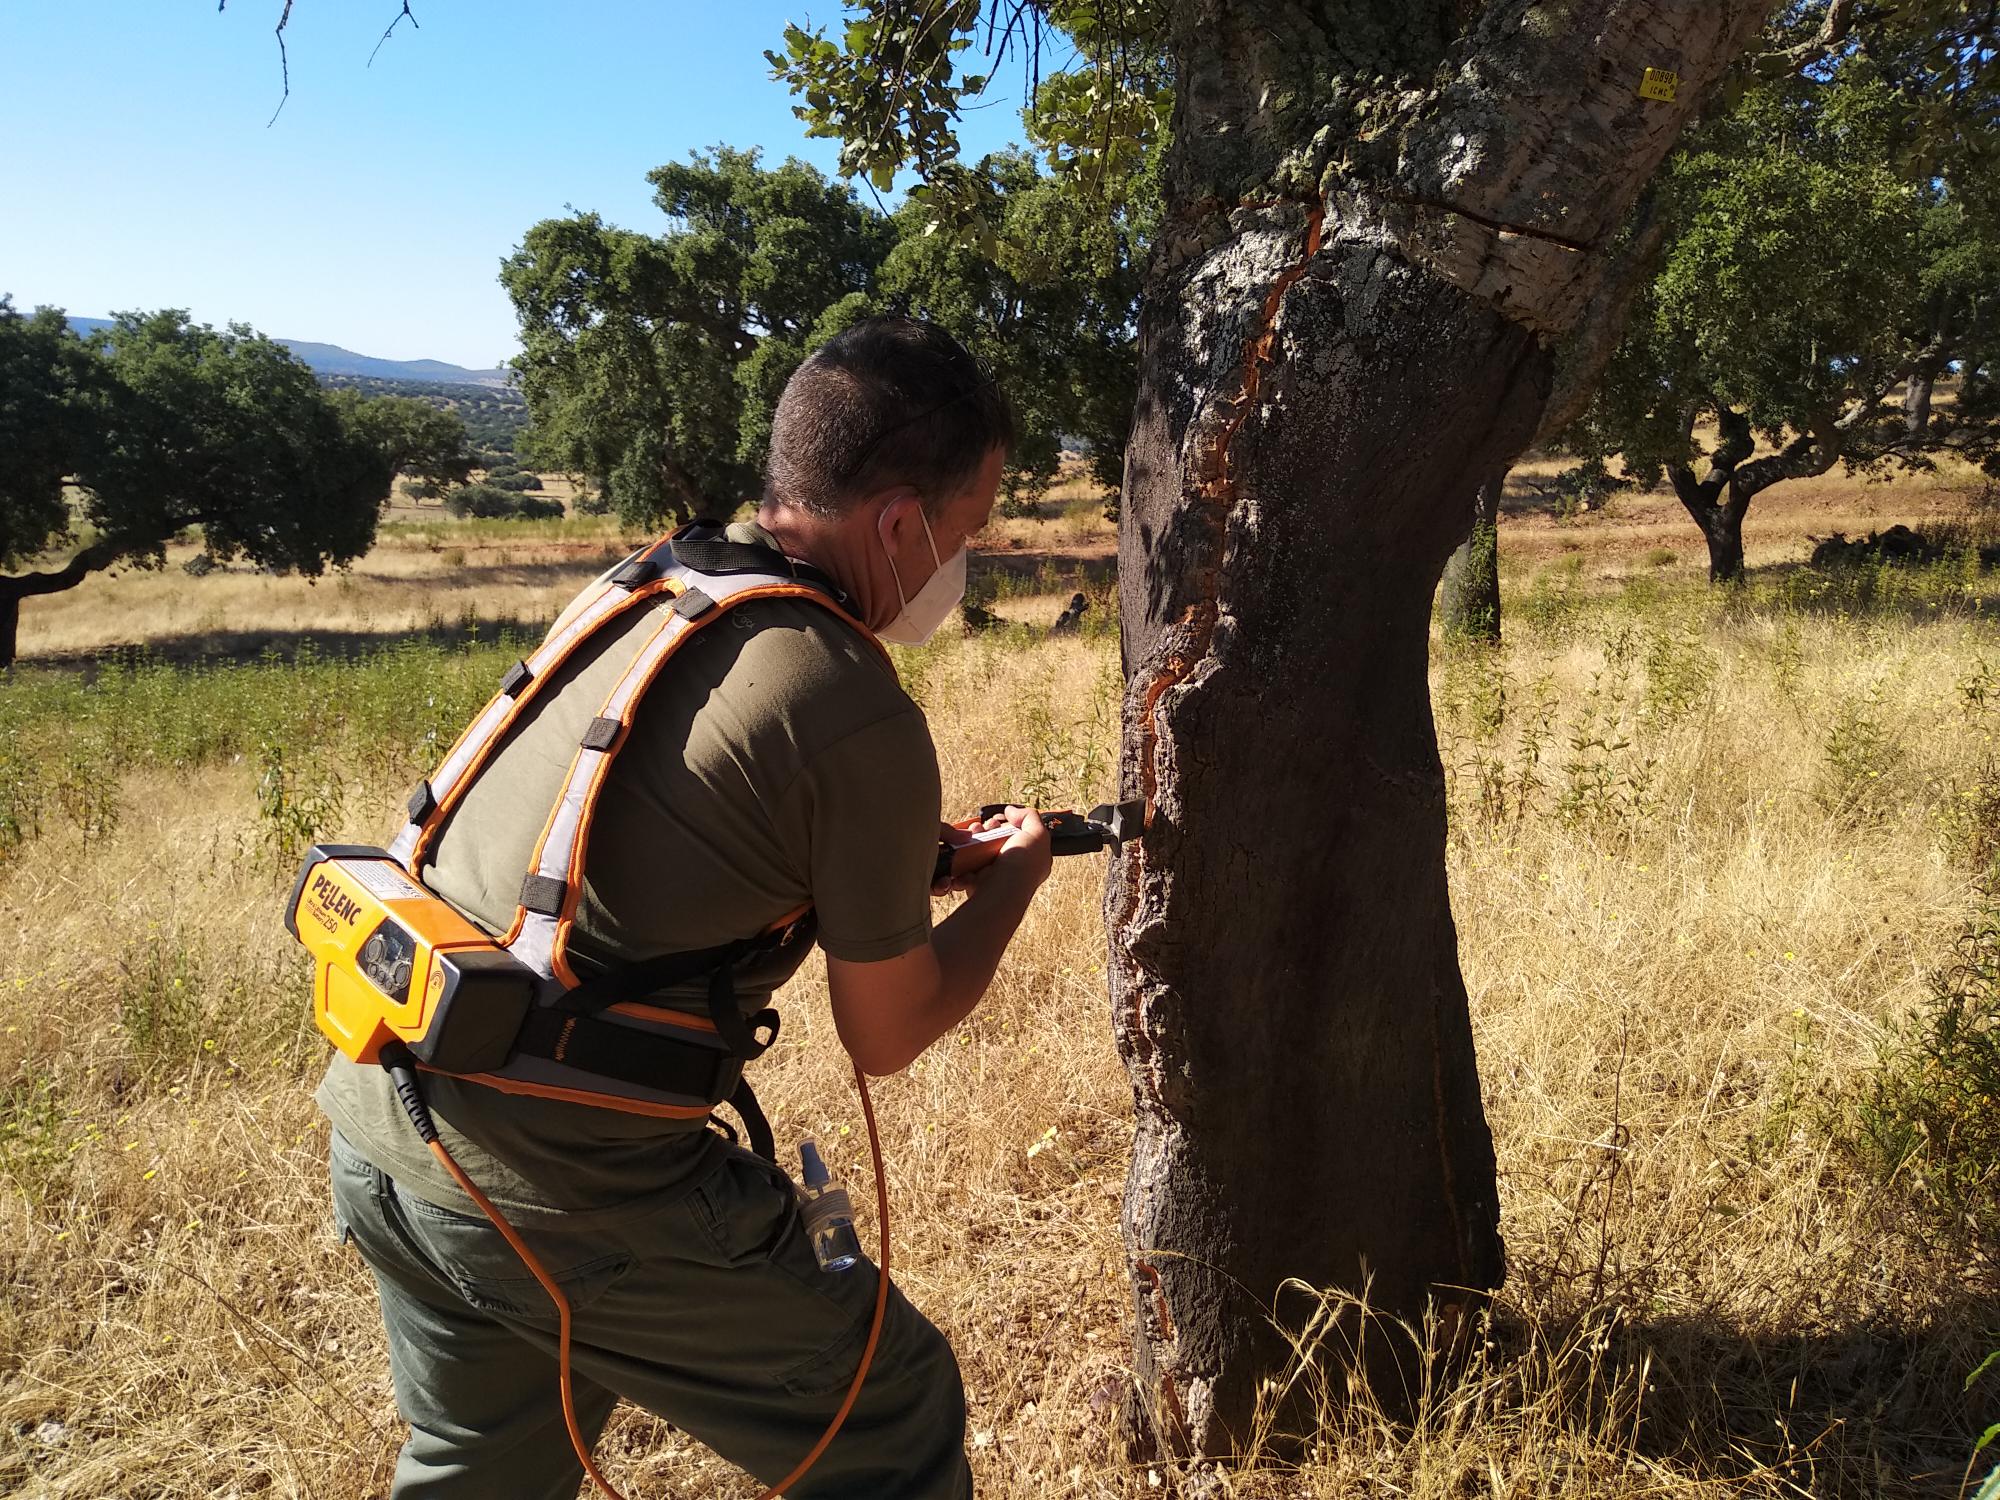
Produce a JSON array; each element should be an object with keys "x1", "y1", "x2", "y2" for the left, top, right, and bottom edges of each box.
[{"x1": 0, "y1": 305, "x2": 471, "y2": 667}]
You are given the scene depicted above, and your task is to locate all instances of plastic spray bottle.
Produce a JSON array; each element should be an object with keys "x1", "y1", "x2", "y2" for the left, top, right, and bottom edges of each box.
[{"x1": 797, "y1": 1139, "x2": 863, "y2": 1272}]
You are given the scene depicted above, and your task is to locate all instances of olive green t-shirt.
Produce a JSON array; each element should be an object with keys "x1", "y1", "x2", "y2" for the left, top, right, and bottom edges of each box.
[{"x1": 316, "y1": 525, "x2": 939, "y2": 1218}]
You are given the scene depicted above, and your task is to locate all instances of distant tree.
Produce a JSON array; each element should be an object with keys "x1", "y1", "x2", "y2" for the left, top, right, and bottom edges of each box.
[
  {"x1": 503, "y1": 147, "x2": 893, "y2": 526},
  {"x1": 867, "y1": 148, "x2": 1144, "y2": 508},
  {"x1": 485, "y1": 471, "x2": 543, "y2": 492},
  {"x1": 504, "y1": 144, "x2": 1145, "y2": 526},
  {"x1": 325, "y1": 388, "x2": 476, "y2": 494},
  {"x1": 0, "y1": 299, "x2": 104, "y2": 611},
  {"x1": 1575, "y1": 60, "x2": 2000, "y2": 581},
  {"x1": 0, "y1": 308, "x2": 454, "y2": 666},
  {"x1": 444, "y1": 483, "x2": 523, "y2": 519}
]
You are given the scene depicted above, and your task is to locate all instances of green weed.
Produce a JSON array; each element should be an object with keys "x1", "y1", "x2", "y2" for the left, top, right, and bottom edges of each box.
[
  {"x1": 0, "y1": 1069, "x2": 76, "y2": 1204},
  {"x1": 1816, "y1": 685, "x2": 1903, "y2": 823},
  {"x1": 1555, "y1": 628, "x2": 1655, "y2": 831},
  {"x1": 1640, "y1": 614, "x2": 1718, "y2": 730},
  {"x1": 1846, "y1": 895, "x2": 2000, "y2": 1249}
]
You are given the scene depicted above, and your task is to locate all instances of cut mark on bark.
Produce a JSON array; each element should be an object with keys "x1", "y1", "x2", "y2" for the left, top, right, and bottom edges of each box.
[
  {"x1": 1384, "y1": 190, "x2": 1596, "y2": 254},
  {"x1": 1115, "y1": 200, "x2": 1327, "y2": 1113},
  {"x1": 1137, "y1": 201, "x2": 1327, "y2": 812},
  {"x1": 1131, "y1": 1257, "x2": 1189, "y2": 1446}
]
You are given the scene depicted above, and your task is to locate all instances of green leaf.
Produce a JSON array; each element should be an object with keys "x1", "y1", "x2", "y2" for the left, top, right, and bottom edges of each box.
[
  {"x1": 1975, "y1": 1455, "x2": 2000, "y2": 1500},
  {"x1": 1967, "y1": 1350, "x2": 2000, "y2": 1391}
]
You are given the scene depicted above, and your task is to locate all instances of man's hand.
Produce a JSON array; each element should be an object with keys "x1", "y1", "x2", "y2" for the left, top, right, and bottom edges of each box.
[
  {"x1": 932, "y1": 805, "x2": 1054, "y2": 895},
  {"x1": 830, "y1": 805, "x2": 1054, "y2": 1075}
]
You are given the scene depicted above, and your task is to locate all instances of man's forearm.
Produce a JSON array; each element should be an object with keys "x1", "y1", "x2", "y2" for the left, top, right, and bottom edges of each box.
[{"x1": 929, "y1": 861, "x2": 1041, "y2": 1019}]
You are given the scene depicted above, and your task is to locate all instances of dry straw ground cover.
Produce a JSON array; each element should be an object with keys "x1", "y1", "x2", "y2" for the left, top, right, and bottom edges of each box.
[{"x1": 1, "y1": 485, "x2": 1997, "y2": 1498}]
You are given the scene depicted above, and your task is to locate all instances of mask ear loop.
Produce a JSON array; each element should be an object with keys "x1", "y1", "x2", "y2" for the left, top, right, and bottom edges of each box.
[{"x1": 880, "y1": 499, "x2": 943, "y2": 617}]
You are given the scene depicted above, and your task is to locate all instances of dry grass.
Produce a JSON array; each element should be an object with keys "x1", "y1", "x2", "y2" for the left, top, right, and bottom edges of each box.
[{"x1": 3, "y1": 485, "x2": 1998, "y2": 1498}]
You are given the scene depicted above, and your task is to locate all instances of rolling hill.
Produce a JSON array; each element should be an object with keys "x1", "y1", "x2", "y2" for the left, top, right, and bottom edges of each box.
[{"x1": 65, "y1": 316, "x2": 512, "y2": 388}]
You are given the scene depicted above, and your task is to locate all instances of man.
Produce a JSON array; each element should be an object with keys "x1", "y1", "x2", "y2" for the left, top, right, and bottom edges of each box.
[{"x1": 316, "y1": 316, "x2": 1052, "y2": 1499}]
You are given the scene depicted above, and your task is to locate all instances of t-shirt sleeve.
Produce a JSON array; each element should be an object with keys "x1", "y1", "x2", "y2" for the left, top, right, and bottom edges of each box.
[{"x1": 788, "y1": 706, "x2": 941, "y2": 963}]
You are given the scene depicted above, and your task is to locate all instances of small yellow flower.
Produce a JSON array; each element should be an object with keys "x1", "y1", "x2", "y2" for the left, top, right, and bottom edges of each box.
[{"x1": 142, "y1": 1168, "x2": 158, "y2": 1182}]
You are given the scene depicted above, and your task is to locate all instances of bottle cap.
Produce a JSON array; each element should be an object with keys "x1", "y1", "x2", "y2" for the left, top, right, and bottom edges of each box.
[{"x1": 800, "y1": 1139, "x2": 830, "y2": 1187}]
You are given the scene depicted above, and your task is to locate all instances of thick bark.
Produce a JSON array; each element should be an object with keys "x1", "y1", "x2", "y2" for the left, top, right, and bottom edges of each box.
[
  {"x1": 1904, "y1": 368, "x2": 1935, "y2": 437},
  {"x1": 0, "y1": 545, "x2": 114, "y2": 668},
  {"x1": 1109, "y1": 0, "x2": 1771, "y2": 1458},
  {"x1": 1438, "y1": 468, "x2": 1505, "y2": 642}
]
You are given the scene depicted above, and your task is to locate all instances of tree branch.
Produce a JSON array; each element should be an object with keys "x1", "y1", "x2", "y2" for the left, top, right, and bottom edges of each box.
[
  {"x1": 0, "y1": 543, "x2": 120, "y2": 601},
  {"x1": 368, "y1": 2, "x2": 418, "y2": 69},
  {"x1": 1750, "y1": 0, "x2": 1859, "y2": 79}
]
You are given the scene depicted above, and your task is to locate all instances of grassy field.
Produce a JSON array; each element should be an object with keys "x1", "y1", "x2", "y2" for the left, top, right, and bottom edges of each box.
[{"x1": 2, "y1": 465, "x2": 1998, "y2": 1498}]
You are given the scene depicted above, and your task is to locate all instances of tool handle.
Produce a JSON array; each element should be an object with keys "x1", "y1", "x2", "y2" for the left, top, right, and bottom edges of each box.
[{"x1": 933, "y1": 809, "x2": 1103, "y2": 884}]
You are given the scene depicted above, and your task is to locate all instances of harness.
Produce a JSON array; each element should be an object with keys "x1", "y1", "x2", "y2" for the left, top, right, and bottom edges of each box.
[{"x1": 384, "y1": 519, "x2": 887, "y2": 1155}]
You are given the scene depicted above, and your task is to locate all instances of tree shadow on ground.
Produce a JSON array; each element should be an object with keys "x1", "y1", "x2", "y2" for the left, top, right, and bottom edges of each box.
[
  {"x1": 1479, "y1": 1292, "x2": 2000, "y2": 1498},
  {"x1": 1706, "y1": 558, "x2": 2000, "y2": 624},
  {"x1": 19, "y1": 616, "x2": 554, "y2": 676}
]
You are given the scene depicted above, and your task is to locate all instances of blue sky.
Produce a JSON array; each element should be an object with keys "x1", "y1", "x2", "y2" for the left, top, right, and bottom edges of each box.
[{"x1": 2, "y1": 2, "x2": 1029, "y2": 369}]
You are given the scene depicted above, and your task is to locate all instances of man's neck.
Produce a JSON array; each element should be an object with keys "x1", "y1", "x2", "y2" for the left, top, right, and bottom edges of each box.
[{"x1": 756, "y1": 502, "x2": 880, "y2": 623}]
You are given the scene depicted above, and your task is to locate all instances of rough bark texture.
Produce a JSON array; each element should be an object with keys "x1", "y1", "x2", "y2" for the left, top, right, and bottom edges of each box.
[
  {"x1": 1438, "y1": 468, "x2": 1505, "y2": 643},
  {"x1": 1109, "y1": 0, "x2": 1773, "y2": 1459}
]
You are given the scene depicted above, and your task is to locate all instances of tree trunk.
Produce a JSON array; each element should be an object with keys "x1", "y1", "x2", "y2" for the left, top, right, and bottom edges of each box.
[
  {"x1": 1694, "y1": 500, "x2": 1748, "y2": 583},
  {"x1": 1107, "y1": 0, "x2": 1769, "y2": 1461},
  {"x1": 0, "y1": 545, "x2": 112, "y2": 668},
  {"x1": 1438, "y1": 468, "x2": 1506, "y2": 643},
  {"x1": 1111, "y1": 208, "x2": 1530, "y2": 1453},
  {"x1": 1904, "y1": 367, "x2": 1935, "y2": 437}
]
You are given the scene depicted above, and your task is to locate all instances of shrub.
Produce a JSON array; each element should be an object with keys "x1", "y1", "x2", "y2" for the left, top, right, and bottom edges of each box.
[
  {"x1": 487, "y1": 470, "x2": 544, "y2": 492},
  {"x1": 515, "y1": 496, "x2": 565, "y2": 521},
  {"x1": 445, "y1": 483, "x2": 525, "y2": 519},
  {"x1": 1847, "y1": 893, "x2": 2000, "y2": 1249},
  {"x1": 1816, "y1": 686, "x2": 1902, "y2": 823}
]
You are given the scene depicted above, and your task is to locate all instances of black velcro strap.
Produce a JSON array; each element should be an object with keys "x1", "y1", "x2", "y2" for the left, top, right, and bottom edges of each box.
[
  {"x1": 706, "y1": 965, "x2": 779, "y2": 1061},
  {"x1": 520, "y1": 873, "x2": 566, "y2": 917},
  {"x1": 730, "y1": 1077, "x2": 776, "y2": 1162},
  {"x1": 672, "y1": 587, "x2": 717, "y2": 620},
  {"x1": 668, "y1": 521, "x2": 844, "y2": 603},
  {"x1": 499, "y1": 660, "x2": 532, "y2": 697},
  {"x1": 558, "y1": 930, "x2": 792, "y2": 1016},
  {"x1": 406, "y1": 781, "x2": 437, "y2": 823},
  {"x1": 515, "y1": 1009, "x2": 741, "y2": 1105},
  {"x1": 609, "y1": 552, "x2": 659, "y2": 588},
  {"x1": 580, "y1": 716, "x2": 621, "y2": 752}
]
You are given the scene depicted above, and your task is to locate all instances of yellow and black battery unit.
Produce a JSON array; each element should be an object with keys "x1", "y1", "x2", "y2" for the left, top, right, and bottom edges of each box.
[{"x1": 284, "y1": 844, "x2": 536, "y2": 1073}]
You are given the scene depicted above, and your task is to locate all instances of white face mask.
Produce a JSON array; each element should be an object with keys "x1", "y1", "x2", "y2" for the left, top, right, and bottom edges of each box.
[{"x1": 878, "y1": 505, "x2": 967, "y2": 646}]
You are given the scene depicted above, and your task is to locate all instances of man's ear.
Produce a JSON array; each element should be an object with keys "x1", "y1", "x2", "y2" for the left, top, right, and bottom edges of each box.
[{"x1": 875, "y1": 489, "x2": 926, "y2": 547}]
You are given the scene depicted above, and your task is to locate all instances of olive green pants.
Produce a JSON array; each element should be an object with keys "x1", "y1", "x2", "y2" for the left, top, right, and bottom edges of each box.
[{"x1": 329, "y1": 1128, "x2": 971, "y2": 1499}]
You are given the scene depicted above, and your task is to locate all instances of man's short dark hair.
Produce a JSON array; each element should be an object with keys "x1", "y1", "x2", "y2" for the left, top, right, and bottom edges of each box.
[{"x1": 765, "y1": 316, "x2": 1016, "y2": 517}]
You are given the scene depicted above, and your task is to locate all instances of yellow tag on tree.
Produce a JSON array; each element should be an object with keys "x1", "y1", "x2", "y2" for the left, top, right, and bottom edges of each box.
[{"x1": 1638, "y1": 67, "x2": 1680, "y2": 102}]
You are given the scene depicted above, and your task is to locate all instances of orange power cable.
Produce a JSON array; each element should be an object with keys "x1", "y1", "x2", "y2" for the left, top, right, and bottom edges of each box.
[{"x1": 422, "y1": 1063, "x2": 891, "y2": 1500}]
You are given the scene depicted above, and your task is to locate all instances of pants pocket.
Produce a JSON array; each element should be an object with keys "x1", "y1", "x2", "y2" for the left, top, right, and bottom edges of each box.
[{"x1": 391, "y1": 1187, "x2": 633, "y2": 1319}]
